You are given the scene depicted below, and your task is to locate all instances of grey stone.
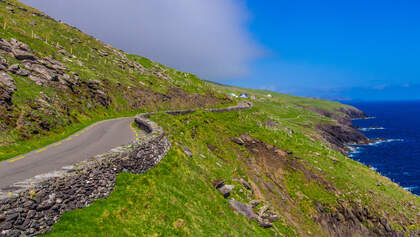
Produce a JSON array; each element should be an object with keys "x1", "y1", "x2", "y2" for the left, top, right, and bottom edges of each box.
[
  {"x1": 31, "y1": 64, "x2": 53, "y2": 80},
  {"x1": 0, "y1": 221, "x2": 12, "y2": 230},
  {"x1": 181, "y1": 146, "x2": 192, "y2": 158},
  {"x1": 28, "y1": 75, "x2": 46, "y2": 86},
  {"x1": 12, "y1": 49, "x2": 36, "y2": 61},
  {"x1": 10, "y1": 38, "x2": 30, "y2": 52},
  {"x1": 8, "y1": 64, "x2": 29, "y2": 76},
  {"x1": 0, "y1": 71, "x2": 16, "y2": 90},
  {"x1": 6, "y1": 213, "x2": 18, "y2": 221},
  {"x1": 228, "y1": 200, "x2": 258, "y2": 221},
  {"x1": 217, "y1": 184, "x2": 234, "y2": 198},
  {"x1": 231, "y1": 137, "x2": 244, "y2": 145},
  {"x1": 258, "y1": 220, "x2": 273, "y2": 228},
  {"x1": 0, "y1": 55, "x2": 7, "y2": 66},
  {"x1": 0, "y1": 38, "x2": 12, "y2": 52},
  {"x1": 0, "y1": 64, "x2": 7, "y2": 71}
]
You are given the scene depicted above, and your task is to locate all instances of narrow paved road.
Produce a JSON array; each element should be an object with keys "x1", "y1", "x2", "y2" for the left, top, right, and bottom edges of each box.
[{"x1": 0, "y1": 117, "x2": 136, "y2": 190}]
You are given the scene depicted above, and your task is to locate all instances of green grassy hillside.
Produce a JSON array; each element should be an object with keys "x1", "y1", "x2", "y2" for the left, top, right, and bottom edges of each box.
[
  {"x1": 0, "y1": 0, "x2": 229, "y2": 161},
  {"x1": 46, "y1": 98, "x2": 419, "y2": 236},
  {"x1": 0, "y1": 0, "x2": 419, "y2": 236}
]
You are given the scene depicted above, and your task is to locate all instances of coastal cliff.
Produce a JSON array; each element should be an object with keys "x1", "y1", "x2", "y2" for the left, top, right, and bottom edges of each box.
[
  {"x1": 303, "y1": 105, "x2": 371, "y2": 153},
  {"x1": 0, "y1": 1, "x2": 418, "y2": 236}
]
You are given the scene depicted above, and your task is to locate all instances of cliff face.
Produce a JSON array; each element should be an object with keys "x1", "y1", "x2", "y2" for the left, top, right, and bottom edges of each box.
[
  {"x1": 338, "y1": 106, "x2": 368, "y2": 121},
  {"x1": 310, "y1": 106, "x2": 371, "y2": 153}
]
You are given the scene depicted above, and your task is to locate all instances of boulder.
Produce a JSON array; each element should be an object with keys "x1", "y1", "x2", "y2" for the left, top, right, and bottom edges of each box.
[
  {"x1": 0, "y1": 71, "x2": 15, "y2": 107},
  {"x1": 31, "y1": 64, "x2": 54, "y2": 80},
  {"x1": 40, "y1": 57, "x2": 67, "y2": 71},
  {"x1": 240, "y1": 134, "x2": 253, "y2": 143},
  {"x1": 28, "y1": 75, "x2": 46, "y2": 86},
  {"x1": 181, "y1": 146, "x2": 192, "y2": 158},
  {"x1": 231, "y1": 137, "x2": 244, "y2": 145},
  {"x1": 93, "y1": 90, "x2": 110, "y2": 107},
  {"x1": 217, "y1": 184, "x2": 234, "y2": 198},
  {"x1": 21, "y1": 60, "x2": 35, "y2": 70},
  {"x1": 256, "y1": 204, "x2": 280, "y2": 227},
  {"x1": 212, "y1": 179, "x2": 225, "y2": 189},
  {"x1": 257, "y1": 220, "x2": 273, "y2": 228},
  {"x1": 0, "y1": 71, "x2": 16, "y2": 90},
  {"x1": 10, "y1": 38, "x2": 30, "y2": 52},
  {"x1": 0, "y1": 55, "x2": 7, "y2": 66},
  {"x1": 8, "y1": 64, "x2": 29, "y2": 76},
  {"x1": 228, "y1": 200, "x2": 258, "y2": 221},
  {"x1": 12, "y1": 49, "x2": 36, "y2": 61},
  {"x1": 0, "y1": 38, "x2": 13, "y2": 52}
]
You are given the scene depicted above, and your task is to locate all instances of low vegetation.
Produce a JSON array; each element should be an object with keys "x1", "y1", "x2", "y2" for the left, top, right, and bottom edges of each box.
[
  {"x1": 0, "y1": 0, "x2": 418, "y2": 236},
  {"x1": 46, "y1": 98, "x2": 420, "y2": 236},
  {"x1": 0, "y1": 0, "x2": 229, "y2": 161}
]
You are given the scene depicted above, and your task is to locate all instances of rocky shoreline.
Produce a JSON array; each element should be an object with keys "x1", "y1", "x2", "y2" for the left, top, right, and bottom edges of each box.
[{"x1": 312, "y1": 106, "x2": 372, "y2": 154}]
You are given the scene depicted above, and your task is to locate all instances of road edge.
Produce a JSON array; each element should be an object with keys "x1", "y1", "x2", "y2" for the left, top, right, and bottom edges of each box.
[{"x1": 0, "y1": 101, "x2": 252, "y2": 236}]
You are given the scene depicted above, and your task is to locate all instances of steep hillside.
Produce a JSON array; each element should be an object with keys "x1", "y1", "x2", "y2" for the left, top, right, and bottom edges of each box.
[
  {"x1": 0, "y1": 1, "x2": 419, "y2": 237},
  {"x1": 46, "y1": 96, "x2": 419, "y2": 237},
  {"x1": 0, "y1": 0, "x2": 229, "y2": 161}
]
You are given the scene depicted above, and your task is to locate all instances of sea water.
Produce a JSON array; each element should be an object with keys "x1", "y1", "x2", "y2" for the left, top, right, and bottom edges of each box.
[{"x1": 348, "y1": 101, "x2": 420, "y2": 195}]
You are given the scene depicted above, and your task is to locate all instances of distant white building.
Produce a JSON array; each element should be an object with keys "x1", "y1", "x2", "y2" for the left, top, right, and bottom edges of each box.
[
  {"x1": 239, "y1": 93, "x2": 249, "y2": 98},
  {"x1": 267, "y1": 94, "x2": 272, "y2": 98},
  {"x1": 228, "y1": 93, "x2": 239, "y2": 98}
]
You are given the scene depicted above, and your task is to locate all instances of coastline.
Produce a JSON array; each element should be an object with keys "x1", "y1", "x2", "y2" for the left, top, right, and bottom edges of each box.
[
  {"x1": 312, "y1": 105, "x2": 372, "y2": 154},
  {"x1": 343, "y1": 101, "x2": 419, "y2": 195}
]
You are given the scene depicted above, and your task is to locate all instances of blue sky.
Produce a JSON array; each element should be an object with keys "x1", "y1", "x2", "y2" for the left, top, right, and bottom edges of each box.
[
  {"x1": 227, "y1": 0, "x2": 420, "y2": 100},
  {"x1": 22, "y1": 0, "x2": 420, "y2": 101}
]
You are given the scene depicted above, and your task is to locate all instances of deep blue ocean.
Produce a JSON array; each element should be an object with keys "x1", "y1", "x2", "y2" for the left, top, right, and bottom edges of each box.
[{"x1": 347, "y1": 101, "x2": 420, "y2": 196}]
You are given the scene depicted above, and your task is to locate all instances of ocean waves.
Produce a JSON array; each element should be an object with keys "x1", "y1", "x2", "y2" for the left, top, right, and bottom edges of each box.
[{"x1": 358, "y1": 127, "x2": 385, "y2": 132}]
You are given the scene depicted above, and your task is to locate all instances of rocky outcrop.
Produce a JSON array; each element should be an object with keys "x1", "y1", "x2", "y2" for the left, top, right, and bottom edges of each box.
[
  {"x1": 231, "y1": 132, "x2": 418, "y2": 236},
  {"x1": 307, "y1": 106, "x2": 367, "y2": 126},
  {"x1": 0, "y1": 71, "x2": 15, "y2": 108},
  {"x1": 303, "y1": 105, "x2": 371, "y2": 153},
  {"x1": 0, "y1": 0, "x2": 54, "y2": 21},
  {"x1": 0, "y1": 102, "x2": 252, "y2": 236},
  {"x1": 315, "y1": 201, "x2": 418, "y2": 237},
  {"x1": 338, "y1": 106, "x2": 367, "y2": 121},
  {"x1": 228, "y1": 200, "x2": 280, "y2": 228},
  {"x1": 228, "y1": 200, "x2": 258, "y2": 221},
  {"x1": 317, "y1": 123, "x2": 371, "y2": 151},
  {"x1": 0, "y1": 37, "x2": 111, "y2": 107}
]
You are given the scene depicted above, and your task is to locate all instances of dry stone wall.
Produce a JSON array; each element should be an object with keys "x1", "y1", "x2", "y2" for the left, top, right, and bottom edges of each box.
[{"x1": 0, "y1": 102, "x2": 252, "y2": 236}]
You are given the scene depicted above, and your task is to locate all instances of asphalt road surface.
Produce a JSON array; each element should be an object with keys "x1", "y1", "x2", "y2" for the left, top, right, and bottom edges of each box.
[{"x1": 0, "y1": 117, "x2": 136, "y2": 190}]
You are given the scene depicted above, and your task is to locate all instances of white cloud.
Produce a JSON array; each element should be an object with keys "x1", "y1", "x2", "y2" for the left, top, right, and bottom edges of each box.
[{"x1": 21, "y1": 0, "x2": 263, "y2": 80}]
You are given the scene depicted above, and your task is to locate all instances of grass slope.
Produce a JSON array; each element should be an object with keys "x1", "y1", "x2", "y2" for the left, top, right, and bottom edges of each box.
[
  {"x1": 46, "y1": 99, "x2": 419, "y2": 236},
  {"x1": 0, "y1": 0, "x2": 228, "y2": 161},
  {"x1": 0, "y1": 1, "x2": 418, "y2": 236}
]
